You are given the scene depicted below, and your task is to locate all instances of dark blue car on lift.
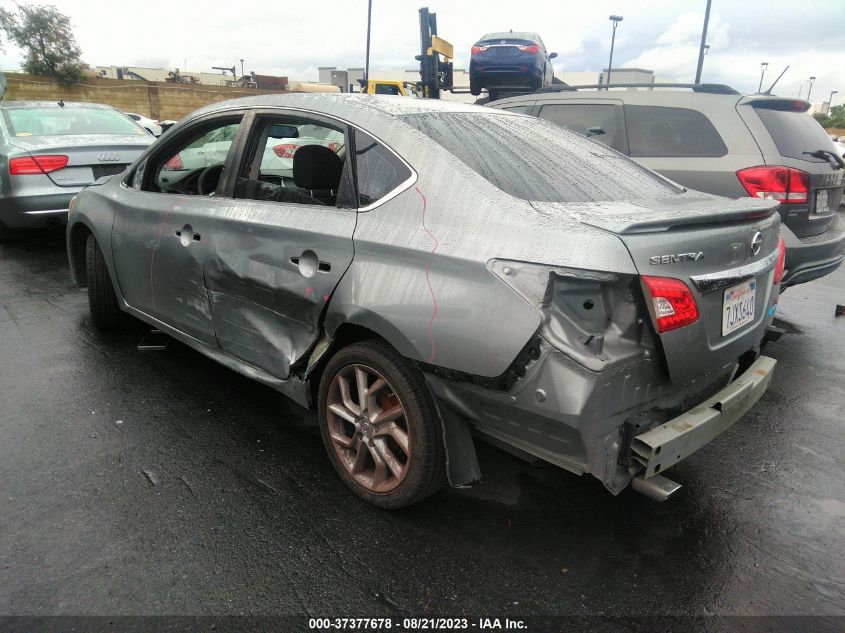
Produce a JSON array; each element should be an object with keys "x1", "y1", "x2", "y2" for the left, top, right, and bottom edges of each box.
[{"x1": 469, "y1": 31, "x2": 557, "y2": 100}]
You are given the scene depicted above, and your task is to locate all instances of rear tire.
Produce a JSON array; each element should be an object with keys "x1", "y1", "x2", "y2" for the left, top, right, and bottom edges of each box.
[
  {"x1": 317, "y1": 340, "x2": 446, "y2": 509},
  {"x1": 85, "y1": 234, "x2": 123, "y2": 329}
]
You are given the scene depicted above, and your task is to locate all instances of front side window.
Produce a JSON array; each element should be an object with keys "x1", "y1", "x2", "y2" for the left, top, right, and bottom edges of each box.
[
  {"x1": 145, "y1": 118, "x2": 242, "y2": 195},
  {"x1": 235, "y1": 117, "x2": 352, "y2": 207},
  {"x1": 4, "y1": 106, "x2": 146, "y2": 137},
  {"x1": 624, "y1": 105, "x2": 728, "y2": 158},
  {"x1": 353, "y1": 129, "x2": 412, "y2": 207},
  {"x1": 402, "y1": 112, "x2": 680, "y2": 202},
  {"x1": 538, "y1": 103, "x2": 626, "y2": 152}
]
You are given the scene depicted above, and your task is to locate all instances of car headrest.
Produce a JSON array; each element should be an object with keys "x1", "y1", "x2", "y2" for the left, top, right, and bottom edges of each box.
[{"x1": 293, "y1": 145, "x2": 343, "y2": 190}]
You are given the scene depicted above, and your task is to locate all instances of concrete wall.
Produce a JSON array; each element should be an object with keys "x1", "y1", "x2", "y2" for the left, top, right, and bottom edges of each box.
[{"x1": 1, "y1": 73, "x2": 289, "y2": 121}]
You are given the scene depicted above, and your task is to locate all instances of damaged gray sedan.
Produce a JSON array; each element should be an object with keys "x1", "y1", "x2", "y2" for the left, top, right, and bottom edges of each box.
[{"x1": 67, "y1": 94, "x2": 785, "y2": 508}]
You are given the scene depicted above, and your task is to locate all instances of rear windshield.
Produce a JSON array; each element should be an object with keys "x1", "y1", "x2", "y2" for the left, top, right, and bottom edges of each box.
[
  {"x1": 401, "y1": 112, "x2": 682, "y2": 202},
  {"x1": 3, "y1": 106, "x2": 145, "y2": 137},
  {"x1": 754, "y1": 107, "x2": 834, "y2": 163}
]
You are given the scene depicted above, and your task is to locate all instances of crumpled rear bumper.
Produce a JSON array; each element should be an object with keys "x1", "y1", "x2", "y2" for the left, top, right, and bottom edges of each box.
[{"x1": 631, "y1": 355, "x2": 776, "y2": 479}]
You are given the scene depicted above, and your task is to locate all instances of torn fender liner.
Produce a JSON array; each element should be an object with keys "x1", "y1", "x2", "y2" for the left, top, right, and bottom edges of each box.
[{"x1": 430, "y1": 394, "x2": 481, "y2": 488}]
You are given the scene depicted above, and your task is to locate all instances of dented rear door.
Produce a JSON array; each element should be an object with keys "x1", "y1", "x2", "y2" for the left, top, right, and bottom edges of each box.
[{"x1": 202, "y1": 112, "x2": 357, "y2": 379}]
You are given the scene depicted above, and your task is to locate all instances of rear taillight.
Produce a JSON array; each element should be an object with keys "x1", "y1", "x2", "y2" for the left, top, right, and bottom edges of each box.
[
  {"x1": 162, "y1": 154, "x2": 184, "y2": 170},
  {"x1": 736, "y1": 166, "x2": 809, "y2": 204},
  {"x1": 471, "y1": 45, "x2": 488, "y2": 54},
  {"x1": 641, "y1": 276, "x2": 700, "y2": 333},
  {"x1": 774, "y1": 237, "x2": 787, "y2": 284},
  {"x1": 518, "y1": 44, "x2": 540, "y2": 53},
  {"x1": 273, "y1": 143, "x2": 300, "y2": 158},
  {"x1": 9, "y1": 155, "x2": 69, "y2": 175}
]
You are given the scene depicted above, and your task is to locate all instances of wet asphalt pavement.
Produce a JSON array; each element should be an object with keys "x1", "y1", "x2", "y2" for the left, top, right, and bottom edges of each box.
[{"x1": 0, "y1": 229, "x2": 844, "y2": 627}]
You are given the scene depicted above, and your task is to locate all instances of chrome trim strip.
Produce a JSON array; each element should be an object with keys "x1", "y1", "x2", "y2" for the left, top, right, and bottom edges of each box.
[
  {"x1": 689, "y1": 249, "x2": 778, "y2": 292},
  {"x1": 24, "y1": 209, "x2": 68, "y2": 215}
]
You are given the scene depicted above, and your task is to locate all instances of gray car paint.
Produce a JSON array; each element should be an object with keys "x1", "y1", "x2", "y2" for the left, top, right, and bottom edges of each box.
[{"x1": 67, "y1": 93, "x2": 781, "y2": 494}]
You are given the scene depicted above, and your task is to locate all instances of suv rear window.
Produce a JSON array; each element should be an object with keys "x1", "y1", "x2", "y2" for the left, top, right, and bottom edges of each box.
[
  {"x1": 624, "y1": 105, "x2": 728, "y2": 158},
  {"x1": 401, "y1": 112, "x2": 681, "y2": 202},
  {"x1": 753, "y1": 106, "x2": 834, "y2": 163}
]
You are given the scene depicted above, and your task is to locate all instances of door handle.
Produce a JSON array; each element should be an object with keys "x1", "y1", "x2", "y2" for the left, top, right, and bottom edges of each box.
[{"x1": 290, "y1": 251, "x2": 331, "y2": 277}]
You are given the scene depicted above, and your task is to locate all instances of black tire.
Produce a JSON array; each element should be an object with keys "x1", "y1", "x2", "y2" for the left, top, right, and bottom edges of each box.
[
  {"x1": 470, "y1": 84, "x2": 481, "y2": 96},
  {"x1": 317, "y1": 340, "x2": 446, "y2": 509},
  {"x1": 85, "y1": 234, "x2": 123, "y2": 329}
]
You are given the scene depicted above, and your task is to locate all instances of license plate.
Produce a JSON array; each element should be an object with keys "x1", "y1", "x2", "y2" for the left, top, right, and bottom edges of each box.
[
  {"x1": 816, "y1": 189, "x2": 830, "y2": 214},
  {"x1": 722, "y1": 279, "x2": 756, "y2": 336}
]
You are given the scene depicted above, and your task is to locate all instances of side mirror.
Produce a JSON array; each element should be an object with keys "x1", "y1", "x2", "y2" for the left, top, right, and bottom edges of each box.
[
  {"x1": 268, "y1": 124, "x2": 299, "y2": 139},
  {"x1": 586, "y1": 127, "x2": 605, "y2": 138},
  {"x1": 549, "y1": 52, "x2": 558, "y2": 59}
]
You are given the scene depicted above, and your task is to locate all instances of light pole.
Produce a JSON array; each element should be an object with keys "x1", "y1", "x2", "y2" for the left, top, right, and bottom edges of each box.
[
  {"x1": 797, "y1": 82, "x2": 803, "y2": 99},
  {"x1": 364, "y1": 0, "x2": 373, "y2": 93},
  {"x1": 757, "y1": 62, "x2": 768, "y2": 93},
  {"x1": 694, "y1": 0, "x2": 712, "y2": 83},
  {"x1": 606, "y1": 15, "x2": 623, "y2": 89},
  {"x1": 240, "y1": 58, "x2": 244, "y2": 79},
  {"x1": 704, "y1": 44, "x2": 710, "y2": 55},
  {"x1": 807, "y1": 76, "x2": 816, "y2": 102},
  {"x1": 828, "y1": 91, "x2": 838, "y2": 115}
]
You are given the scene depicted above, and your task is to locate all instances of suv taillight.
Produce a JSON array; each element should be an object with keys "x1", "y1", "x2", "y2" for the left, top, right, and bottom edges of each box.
[
  {"x1": 774, "y1": 237, "x2": 787, "y2": 284},
  {"x1": 641, "y1": 276, "x2": 700, "y2": 333},
  {"x1": 9, "y1": 155, "x2": 69, "y2": 175},
  {"x1": 736, "y1": 166, "x2": 809, "y2": 204}
]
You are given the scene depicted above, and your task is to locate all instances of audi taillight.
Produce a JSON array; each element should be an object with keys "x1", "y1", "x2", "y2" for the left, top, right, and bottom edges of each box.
[
  {"x1": 9, "y1": 155, "x2": 68, "y2": 175},
  {"x1": 162, "y1": 154, "x2": 184, "y2": 170},
  {"x1": 774, "y1": 237, "x2": 787, "y2": 284},
  {"x1": 736, "y1": 166, "x2": 809, "y2": 204},
  {"x1": 518, "y1": 44, "x2": 540, "y2": 53},
  {"x1": 641, "y1": 276, "x2": 700, "y2": 333},
  {"x1": 471, "y1": 45, "x2": 488, "y2": 54}
]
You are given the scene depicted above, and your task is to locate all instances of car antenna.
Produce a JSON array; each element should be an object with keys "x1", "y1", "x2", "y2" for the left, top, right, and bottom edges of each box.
[
  {"x1": 58, "y1": 99, "x2": 65, "y2": 107},
  {"x1": 762, "y1": 65, "x2": 789, "y2": 95}
]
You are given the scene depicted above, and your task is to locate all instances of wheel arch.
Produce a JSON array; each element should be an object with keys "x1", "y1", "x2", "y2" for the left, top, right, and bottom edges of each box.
[{"x1": 67, "y1": 220, "x2": 94, "y2": 286}]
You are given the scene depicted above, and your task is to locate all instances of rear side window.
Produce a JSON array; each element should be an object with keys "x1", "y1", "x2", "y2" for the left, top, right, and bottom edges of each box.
[
  {"x1": 753, "y1": 106, "x2": 835, "y2": 163},
  {"x1": 401, "y1": 112, "x2": 681, "y2": 202},
  {"x1": 625, "y1": 105, "x2": 727, "y2": 158},
  {"x1": 537, "y1": 103, "x2": 627, "y2": 152},
  {"x1": 354, "y1": 129, "x2": 412, "y2": 206}
]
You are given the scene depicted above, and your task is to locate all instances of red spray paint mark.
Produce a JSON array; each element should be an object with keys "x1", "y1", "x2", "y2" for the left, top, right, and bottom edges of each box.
[
  {"x1": 323, "y1": 293, "x2": 330, "y2": 303},
  {"x1": 304, "y1": 287, "x2": 314, "y2": 299},
  {"x1": 416, "y1": 186, "x2": 439, "y2": 363},
  {"x1": 149, "y1": 208, "x2": 172, "y2": 312}
]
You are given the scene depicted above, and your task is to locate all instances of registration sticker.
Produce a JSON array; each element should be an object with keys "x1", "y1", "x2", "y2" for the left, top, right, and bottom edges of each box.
[{"x1": 722, "y1": 279, "x2": 756, "y2": 335}]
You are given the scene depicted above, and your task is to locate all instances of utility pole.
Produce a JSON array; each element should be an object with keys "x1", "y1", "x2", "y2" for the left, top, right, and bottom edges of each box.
[
  {"x1": 364, "y1": 0, "x2": 373, "y2": 93},
  {"x1": 606, "y1": 15, "x2": 623, "y2": 89},
  {"x1": 828, "y1": 91, "x2": 838, "y2": 115},
  {"x1": 757, "y1": 62, "x2": 768, "y2": 93},
  {"x1": 694, "y1": 0, "x2": 712, "y2": 84}
]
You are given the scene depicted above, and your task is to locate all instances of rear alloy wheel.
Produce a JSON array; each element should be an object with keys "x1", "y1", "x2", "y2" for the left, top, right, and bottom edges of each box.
[
  {"x1": 85, "y1": 234, "x2": 123, "y2": 329},
  {"x1": 318, "y1": 341, "x2": 445, "y2": 508}
]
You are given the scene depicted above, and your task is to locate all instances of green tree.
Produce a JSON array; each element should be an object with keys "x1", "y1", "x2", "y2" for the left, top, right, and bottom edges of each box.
[{"x1": 0, "y1": 4, "x2": 85, "y2": 84}]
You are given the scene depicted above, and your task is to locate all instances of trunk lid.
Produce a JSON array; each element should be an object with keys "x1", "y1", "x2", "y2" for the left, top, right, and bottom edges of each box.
[
  {"x1": 533, "y1": 194, "x2": 781, "y2": 383},
  {"x1": 10, "y1": 134, "x2": 153, "y2": 187}
]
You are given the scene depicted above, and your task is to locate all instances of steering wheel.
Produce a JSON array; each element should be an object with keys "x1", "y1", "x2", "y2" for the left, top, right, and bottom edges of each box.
[{"x1": 197, "y1": 164, "x2": 225, "y2": 195}]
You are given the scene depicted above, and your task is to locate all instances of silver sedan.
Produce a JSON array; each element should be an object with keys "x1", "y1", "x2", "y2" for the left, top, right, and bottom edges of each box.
[
  {"x1": 67, "y1": 94, "x2": 783, "y2": 507},
  {"x1": 0, "y1": 101, "x2": 154, "y2": 239}
]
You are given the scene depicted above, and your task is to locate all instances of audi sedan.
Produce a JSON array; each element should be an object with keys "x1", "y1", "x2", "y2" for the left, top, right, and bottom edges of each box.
[
  {"x1": 68, "y1": 94, "x2": 783, "y2": 508},
  {"x1": 0, "y1": 101, "x2": 154, "y2": 240}
]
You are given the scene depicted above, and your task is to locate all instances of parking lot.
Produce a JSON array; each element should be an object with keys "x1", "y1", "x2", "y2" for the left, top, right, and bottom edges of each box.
[{"x1": 1, "y1": 227, "x2": 843, "y2": 624}]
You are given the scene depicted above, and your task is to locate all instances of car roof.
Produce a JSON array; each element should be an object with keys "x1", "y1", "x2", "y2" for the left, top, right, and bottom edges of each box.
[
  {"x1": 478, "y1": 31, "x2": 540, "y2": 42},
  {"x1": 188, "y1": 93, "x2": 516, "y2": 126},
  {"x1": 0, "y1": 100, "x2": 116, "y2": 110}
]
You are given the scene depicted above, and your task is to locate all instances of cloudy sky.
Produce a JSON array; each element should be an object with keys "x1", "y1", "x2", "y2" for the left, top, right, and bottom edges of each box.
[{"x1": 1, "y1": 0, "x2": 843, "y2": 103}]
